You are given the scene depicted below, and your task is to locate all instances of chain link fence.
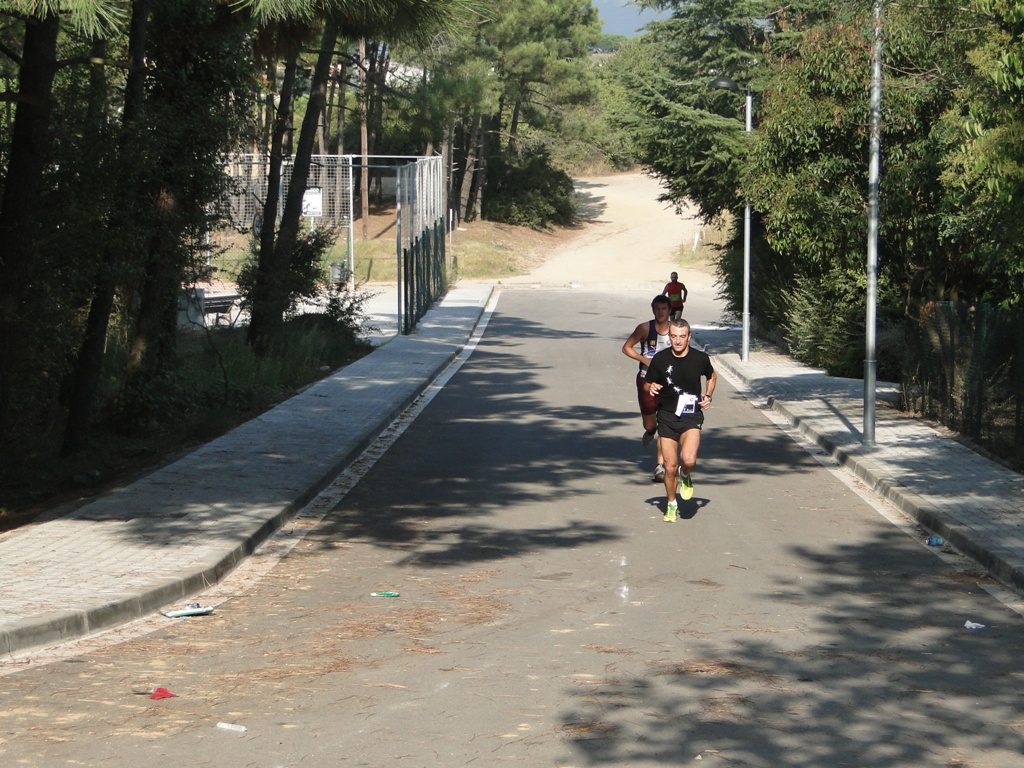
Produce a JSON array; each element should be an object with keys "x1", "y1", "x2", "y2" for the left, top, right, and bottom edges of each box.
[
  {"x1": 903, "y1": 301, "x2": 1024, "y2": 470},
  {"x1": 209, "y1": 154, "x2": 446, "y2": 335},
  {"x1": 221, "y1": 154, "x2": 354, "y2": 230},
  {"x1": 395, "y1": 157, "x2": 448, "y2": 332}
]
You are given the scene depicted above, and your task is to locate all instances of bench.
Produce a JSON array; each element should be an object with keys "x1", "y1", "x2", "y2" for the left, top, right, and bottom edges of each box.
[{"x1": 202, "y1": 293, "x2": 240, "y2": 326}]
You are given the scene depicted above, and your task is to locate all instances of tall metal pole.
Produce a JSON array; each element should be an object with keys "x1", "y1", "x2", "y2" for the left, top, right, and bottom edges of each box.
[
  {"x1": 347, "y1": 159, "x2": 355, "y2": 292},
  {"x1": 708, "y1": 76, "x2": 754, "y2": 361},
  {"x1": 396, "y1": 167, "x2": 404, "y2": 334},
  {"x1": 864, "y1": 1, "x2": 883, "y2": 446},
  {"x1": 742, "y1": 88, "x2": 753, "y2": 363}
]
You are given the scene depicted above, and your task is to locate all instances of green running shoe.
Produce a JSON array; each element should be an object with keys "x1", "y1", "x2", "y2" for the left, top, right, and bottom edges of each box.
[
  {"x1": 663, "y1": 501, "x2": 678, "y2": 522},
  {"x1": 680, "y1": 473, "x2": 694, "y2": 501}
]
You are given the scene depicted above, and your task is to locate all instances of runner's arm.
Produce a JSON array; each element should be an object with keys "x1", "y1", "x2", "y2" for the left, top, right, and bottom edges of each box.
[
  {"x1": 644, "y1": 357, "x2": 665, "y2": 395},
  {"x1": 621, "y1": 323, "x2": 650, "y2": 365},
  {"x1": 700, "y1": 370, "x2": 717, "y2": 408}
]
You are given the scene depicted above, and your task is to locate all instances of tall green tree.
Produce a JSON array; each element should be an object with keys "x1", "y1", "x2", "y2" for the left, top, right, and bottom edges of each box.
[
  {"x1": 120, "y1": 1, "x2": 258, "y2": 379},
  {"x1": 61, "y1": 0, "x2": 151, "y2": 456},
  {"x1": 451, "y1": 0, "x2": 599, "y2": 224},
  {"x1": 746, "y1": 1, "x2": 1007, "y2": 372},
  {"x1": 936, "y1": 0, "x2": 1024, "y2": 308},
  {"x1": 245, "y1": 0, "x2": 473, "y2": 356},
  {"x1": 0, "y1": 1, "x2": 125, "y2": 432},
  {"x1": 3, "y1": 0, "x2": 264, "y2": 451},
  {"x1": 624, "y1": 0, "x2": 769, "y2": 220},
  {"x1": 621, "y1": 0, "x2": 1024, "y2": 374}
]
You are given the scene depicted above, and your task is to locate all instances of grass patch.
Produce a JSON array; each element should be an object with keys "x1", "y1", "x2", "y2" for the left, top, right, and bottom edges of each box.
[
  {"x1": 0, "y1": 314, "x2": 372, "y2": 529},
  {"x1": 679, "y1": 213, "x2": 729, "y2": 273},
  {"x1": 210, "y1": 237, "x2": 400, "y2": 285},
  {"x1": 449, "y1": 220, "x2": 576, "y2": 280}
]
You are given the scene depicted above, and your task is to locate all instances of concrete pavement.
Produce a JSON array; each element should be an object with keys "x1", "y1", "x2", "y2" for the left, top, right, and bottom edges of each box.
[
  {"x1": 0, "y1": 282, "x2": 494, "y2": 658},
  {"x1": 2, "y1": 295, "x2": 1023, "y2": 660},
  {"x1": 697, "y1": 325, "x2": 1024, "y2": 595}
]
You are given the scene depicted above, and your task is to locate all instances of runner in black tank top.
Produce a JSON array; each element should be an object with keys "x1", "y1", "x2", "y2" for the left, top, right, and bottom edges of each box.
[{"x1": 621, "y1": 295, "x2": 672, "y2": 480}]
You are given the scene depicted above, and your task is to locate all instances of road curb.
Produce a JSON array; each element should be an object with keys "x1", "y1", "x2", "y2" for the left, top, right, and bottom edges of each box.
[
  {"x1": 711, "y1": 349, "x2": 1024, "y2": 597},
  {"x1": 0, "y1": 284, "x2": 494, "y2": 657}
]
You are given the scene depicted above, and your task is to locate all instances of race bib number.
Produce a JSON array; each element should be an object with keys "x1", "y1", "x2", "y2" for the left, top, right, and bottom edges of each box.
[{"x1": 676, "y1": 393, "x2": 697, "y2": 416}]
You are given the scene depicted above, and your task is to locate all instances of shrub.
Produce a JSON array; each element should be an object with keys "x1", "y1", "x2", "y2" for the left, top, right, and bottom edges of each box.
[
  {"x1": 483, "y1": 148, "x2": 577, "y2": 229},
  {"x1": 236, "y1": 225, "x2": 337, "y2": 315}
]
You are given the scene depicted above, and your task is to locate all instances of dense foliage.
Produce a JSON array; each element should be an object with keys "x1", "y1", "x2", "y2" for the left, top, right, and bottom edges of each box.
[
  {"x1": 622, "y1": 0, "x2": 1024, "y2": 380},
  {"x1": 0, "y1": 0, "x2": 461, "y2": 468},
  {"x1": 15, "y1": 0, "x2": 1024, "y2": 478},
  {"x1": 0, "y1": 0, "x2": 628, "y2": 481}
]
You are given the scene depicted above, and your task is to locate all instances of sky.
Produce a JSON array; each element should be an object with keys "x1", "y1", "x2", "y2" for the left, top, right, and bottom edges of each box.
[{"x1": 591, "y1": 0, "x2": 670, "y2": 37}]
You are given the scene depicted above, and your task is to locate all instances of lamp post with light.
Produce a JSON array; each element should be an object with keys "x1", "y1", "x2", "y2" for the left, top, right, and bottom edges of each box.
[
  {"x1": 708, "y1": 76, "x2": 753, "y2": 363},
  {"x1": 863, "y1": 0, "x2": 883, "y2": 446}
]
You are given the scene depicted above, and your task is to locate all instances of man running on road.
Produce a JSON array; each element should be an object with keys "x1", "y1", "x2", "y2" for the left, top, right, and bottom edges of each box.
[
  {"x1": 622, "y1": 295, "x2": 672, "y2": 481},
  {"x1": 662, "y1": 272, "x2": 688, "y2": 320},
  {"x1": 643, "y1": 318, "x2": 716, "y2": 522}
]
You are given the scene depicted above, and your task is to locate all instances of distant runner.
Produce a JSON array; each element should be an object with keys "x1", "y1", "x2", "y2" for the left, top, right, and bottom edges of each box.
[
  {"x1": 622, "y1": 295, "x2": 672, "y2": 480},
  {"x1": 662, "y1": 272, "x2": 688, "y2": 320},
  {"x1": 643, "y1": 318, "x2": 717, "y2": 522}
]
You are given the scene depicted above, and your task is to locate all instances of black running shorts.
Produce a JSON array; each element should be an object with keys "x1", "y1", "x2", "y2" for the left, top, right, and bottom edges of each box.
[{"x1": 657, "y1": 411, "x2": 703, "y2": 441}]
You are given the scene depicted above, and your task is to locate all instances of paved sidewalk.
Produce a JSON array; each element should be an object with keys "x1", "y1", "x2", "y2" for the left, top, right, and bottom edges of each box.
[
  {"x1": 0, "y1": 283, "x2": 495, "y2": 657},
  {"x1": 695, "y1": 325, "x2": 1024, "y2": 595}
]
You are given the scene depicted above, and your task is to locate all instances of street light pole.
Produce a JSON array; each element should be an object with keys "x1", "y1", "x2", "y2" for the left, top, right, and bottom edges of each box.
[
  {"x1": 864, "y1": 1, "x2": 883, "y2": 446},
  {"x1": 709, "y1": 76, "x2": 752, "y2": 362},
  {"x1": 742, "y1": 87, "x2": 752, "y2": 363}
]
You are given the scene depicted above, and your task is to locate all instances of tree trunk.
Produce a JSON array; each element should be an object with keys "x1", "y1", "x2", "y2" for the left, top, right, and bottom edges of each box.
[
  {"x1": 284, "y1": 87, "x2": 294, "y2": 156},
  {"x1": 248, "y1": 17, "x2": 339, "y2": 355},
  {"x1": 247, "y1": 45, "x2": 299, "y2": 355},
  {"x1": 263, "y1": 59, "x2": 276, "y2": 152},
  {"x1": 422, "y1": 68, "x2": 433, "y2": 157},
  {"x1": 334, "y1": 61, "x2": 346, "y2": 155},
  {"x1": 368, "y1": 42, "x2": 388, "y2": 156},
  {"x1": 316, "y1": 99, "x2": 327, "y2": 154},
  {"x1": 62, "y1": 1, "x2": 150, "y2": 455},
  {"x1": 474, "y1": 113, "x2": 491, "y2": 220},
  {"x1": 458, "y1": 114, "x2": 481, "y2": 221},
  {"x1": 0, "y1": 11, "x2": 60, "y2": 427},
  {"x1": 124, "y1": 187, "x2": 181, "y2": 375},
  {"x1": 366, "y1": 42, "x2": 389, "y2": 204},
  {"x1": 325, "y1": 75, "x2": 336, "y2": 152},
  {"x1": 443, "y1": 123, "x2": 456, "y2": 269},
  {"x1": 508, "y1": 98, "x2": 521, "y2": 156}
]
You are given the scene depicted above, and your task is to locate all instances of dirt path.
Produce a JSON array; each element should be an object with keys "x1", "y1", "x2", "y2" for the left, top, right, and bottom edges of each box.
[{"x1": 497, "y1": 172, "x2": 715, "y2": 295}]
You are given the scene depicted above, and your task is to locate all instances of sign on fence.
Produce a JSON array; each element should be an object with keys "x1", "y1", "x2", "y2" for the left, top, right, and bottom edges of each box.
[{"x1": 302, "y1": 187, "x2": 323, "y2": 218}]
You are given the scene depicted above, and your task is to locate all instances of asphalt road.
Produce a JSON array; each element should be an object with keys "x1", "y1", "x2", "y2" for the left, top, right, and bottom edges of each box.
[{"x1": 3, "y1": 288, "x2": 1024, "y2": 767}]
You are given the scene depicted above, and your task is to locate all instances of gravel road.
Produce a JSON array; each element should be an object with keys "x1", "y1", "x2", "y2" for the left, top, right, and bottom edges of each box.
[{"x1": 498, "y1": 172, "x2": 716, "y2": 297}]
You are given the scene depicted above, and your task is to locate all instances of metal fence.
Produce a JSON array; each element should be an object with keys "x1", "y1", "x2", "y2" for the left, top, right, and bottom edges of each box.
[
  {"x1": 396, "y1": 156, "x2": 448, "y2": 332},
  {"x1": 904, "y1": 301, "x2": 1024, "y2": 470},
  {"x1": 220, "y1": 154, "x2": 354, "y2": 230},
  {"x1": 216, "y1": 153, "x2": 447, "y2": 335}
]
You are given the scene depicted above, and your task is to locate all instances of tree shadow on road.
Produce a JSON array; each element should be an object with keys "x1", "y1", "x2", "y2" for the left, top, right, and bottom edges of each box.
[
  {"x1": 305, "y1": 312, "x2": 828, "y2": 568},
  {"x1": 573, "y1": 179, "x2": 611, "y2": 222},
  {"x1": 556, "y1": 527, "x2": 1024, "y2": 766}
]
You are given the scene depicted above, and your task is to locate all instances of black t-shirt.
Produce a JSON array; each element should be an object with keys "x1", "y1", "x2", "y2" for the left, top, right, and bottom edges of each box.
[{"x1": 646, "y1": 346, "x2": 715, "y2": 415}]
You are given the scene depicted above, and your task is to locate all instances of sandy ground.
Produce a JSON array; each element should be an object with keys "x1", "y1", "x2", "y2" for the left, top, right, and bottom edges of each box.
[{"x1": 498, "y1": 172, "x2": 715, "y2": 295}]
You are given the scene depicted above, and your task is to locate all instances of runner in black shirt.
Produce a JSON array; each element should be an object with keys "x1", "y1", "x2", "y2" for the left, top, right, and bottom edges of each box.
[{"x1": 643, "y1": 318, "x2": 717, "y2": 521}]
